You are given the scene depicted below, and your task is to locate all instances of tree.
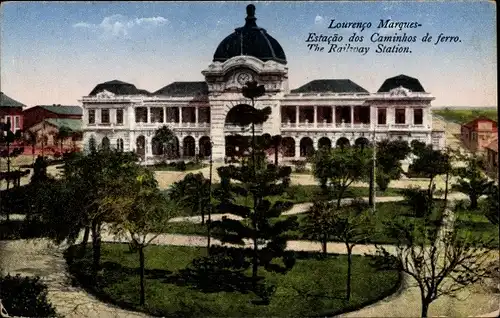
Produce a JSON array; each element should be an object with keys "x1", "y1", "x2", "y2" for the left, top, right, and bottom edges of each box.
[
  {"x1": 153, "y1": 125, "x2": 176, "y2": 160},
  {"x1": 87, "y1": 135, "x2": 97, "y2": 154},
  {"x1": 329, "y1": 199, "x2": 372, "y2": 301},
  {"x1": 105, "y1": 166, "x2": 179, "y2": 306},
  {"x1": 269, "y1": 135, "x2": 282, "y2": 166},
  {"x1": 409, "y1": 145, "x2": 452, "y2": 214},
  {"x1": 55, "y1": 126, "x2": 72, "y2": 154},
  {"x1": 484, "y1": 184, "x2": 499, "y2": 225},
  {"x1": 374, "y1": 139, "x2": 412, "y2": 193},
  {"x1": 55, "y1": 149, "x2": 139, "y2": 276},
  {"x1": 302, "y1": 200, "x2": 336, "y2": 256},
  {"x1": 0, "y1": 120, "x2": 24, "y2": 190},
  {"x1": 452, "y1": 154, "x2": 494, "y2": 210},
  {"x1": 309, "y1": 146, "x2": 331, "y2": 193},
  {"x1": 168, "y1": 173, "x2": 210, "y2": 224},
  {"x1": 24, "y1": 130, "x2": 38, "y2": 164},
  {"x1": 371, "y1": 221, "x2": 493, "y2": 318},
  {"x1": 311, "y1": 146, "x2": 372, "y2": 208},
  {"x1": 212, "y1": 162, "x2": 298, "y2": 288},
  {"x1": 212, "y1": 81, "x2": 297, "y2": 297},
  {"x1": 30, "y1": 156, "x2": 49, "y2": 184}
]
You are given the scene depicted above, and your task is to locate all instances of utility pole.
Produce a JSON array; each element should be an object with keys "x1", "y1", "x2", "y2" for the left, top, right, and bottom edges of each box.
[
  {"x1": 207, "y1": 141, "x2": 213, "y2": 254},
  {"x1": 372, "y1": 127, "x2": 377, "y2": 213}
]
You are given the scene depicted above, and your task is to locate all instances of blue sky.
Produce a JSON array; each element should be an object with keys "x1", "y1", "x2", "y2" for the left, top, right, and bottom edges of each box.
[{"x1": 1, "y1": 1, "x2": 496, "y2": 107}]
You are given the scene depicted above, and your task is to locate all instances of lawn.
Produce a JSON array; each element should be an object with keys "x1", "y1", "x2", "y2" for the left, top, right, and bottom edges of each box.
[
  {"x1": 287, "y1": 199, "x2": 447, "y2": 245},
  {"x1": 65, "y1": 244, "x2": 401, "y2": 317},
  {"x1": 432, "y1": 108, "x2": 498, "y2": 124},
  {"x1": 163, "y1": 200, "x2": 446, "y2": 245},
  {"x1": 454, "y1": 207, "x2": 499, "y2": 249}
]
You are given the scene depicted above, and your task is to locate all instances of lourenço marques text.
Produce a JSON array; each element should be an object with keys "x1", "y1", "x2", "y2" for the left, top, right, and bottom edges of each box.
[{"x1": 305, "y1": 19, "x2": 462, "y2": 55}]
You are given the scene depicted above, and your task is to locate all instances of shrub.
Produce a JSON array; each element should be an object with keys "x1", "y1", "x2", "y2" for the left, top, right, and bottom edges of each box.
[
  {"x1": 291, "y1": 160, "x2": 307, "y2": 173},
  {"x1": 376, "y1": 172, "x2": 391, "y2": 192},
  {"x1": 176, "y1": 161, "x2": 186, "y2": 171},
  {"x1": 0, "y1": 274, "x2": 58, "y2": 317},
  {"x1": 402, "y1": 187, "x2": 431, "y2": 217},
  {"x1": 195, "y1": 154, "x2": 204, "y2": 164},
  {"x1": 405, "y1": 164, "x2": 428, "y2": 178},
  {"x1": 155, "y1": 160, "x2": 168, "y2": 167}
]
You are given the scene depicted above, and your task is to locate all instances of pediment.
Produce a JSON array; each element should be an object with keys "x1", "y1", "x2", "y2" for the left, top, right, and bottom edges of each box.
[
  {"x1": 96, "y1": 90, "x2": 116, "y2": 99},
  {"x1": 389, "y1": 86, "x2": 411, "y2": 96}
]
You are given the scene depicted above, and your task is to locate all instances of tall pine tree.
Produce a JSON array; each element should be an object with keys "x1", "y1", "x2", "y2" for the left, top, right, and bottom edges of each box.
[{"x1": 211, "y1": 82, "x2": 297, "y2": 298}]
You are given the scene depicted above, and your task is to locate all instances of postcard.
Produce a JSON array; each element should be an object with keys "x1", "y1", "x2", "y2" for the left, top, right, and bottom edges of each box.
[{"x1": 0, "y1": 2, "x2": 497, "y2": 318}]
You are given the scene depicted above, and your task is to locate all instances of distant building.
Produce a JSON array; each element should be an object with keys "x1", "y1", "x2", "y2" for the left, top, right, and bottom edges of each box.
[
  {"x1": 80, "y1": 5, "x2": 445, "y2": 164},
  {"x1": 23, "y1": 105, "x2": 82, "y2": 129},
  {"x1": 28, "y1": 118, "x2": 83, "y2": 154},
  {"x1": 23, "y1": 105, "x2": 83, "y2": 155},
  {"x1": 460, "y1": 117, "x2": 498, "y2": 153},
  {"x1": 0, "y1": 92, "x2": 25, "y2": 133}
]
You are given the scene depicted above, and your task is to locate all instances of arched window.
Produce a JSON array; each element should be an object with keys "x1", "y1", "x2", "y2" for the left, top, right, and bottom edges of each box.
[{"x1": 101, "y1": 136, "x2": 110, "y2": 150}]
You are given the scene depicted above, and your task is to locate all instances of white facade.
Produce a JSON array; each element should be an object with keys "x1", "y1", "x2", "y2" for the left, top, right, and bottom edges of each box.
[{"x1": 80, "y1": 56, "x2": 445, "y2": 164}]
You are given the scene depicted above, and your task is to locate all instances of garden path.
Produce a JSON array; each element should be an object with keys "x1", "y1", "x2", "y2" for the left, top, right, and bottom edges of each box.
[{"x1": 0, "y1": 240, "x2": 149, "y2": 318}]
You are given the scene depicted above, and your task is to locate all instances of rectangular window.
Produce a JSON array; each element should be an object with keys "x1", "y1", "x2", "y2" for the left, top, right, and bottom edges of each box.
[
  {"x1": 135, "y1": 107, "x2": 148, "y2": 123},
  {"x1": 101, "y1": 109, "x2": 110, "y2": 124},
  {"x1": 395, "y1": 108, "x2": 406, "y2": 124},
  {"x1": 413, "y1": 109, "x2": 423, "y2": 125},
  {"x1": 116, "y1": 109, "x2": 124, "y2": 125},
  {"x1": 88, "y1": 109, "x2": 95, "y2": 124},
  {"x1": 150, "y1": 107, "x2": 164, "y2": 123},
  {"x1": 377, "y1": 108, "x2": 386, "y2": 125},
  {"x1": 14, "y1": 116, "x2": 20, "y2": 129}
]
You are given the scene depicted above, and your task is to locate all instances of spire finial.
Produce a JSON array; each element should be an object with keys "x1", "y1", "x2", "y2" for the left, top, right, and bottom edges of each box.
[
  {"x1": 246, "y1": 4, "x2": 255, "y2": 17},
  {"x1": 245, "y1": 4, "x2": 257, "y2": 27}
]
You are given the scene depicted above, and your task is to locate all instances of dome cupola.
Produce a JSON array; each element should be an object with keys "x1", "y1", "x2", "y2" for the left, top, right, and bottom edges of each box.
[{"x1": 213, "y1": 4, "x2": 287, "y2": 64}]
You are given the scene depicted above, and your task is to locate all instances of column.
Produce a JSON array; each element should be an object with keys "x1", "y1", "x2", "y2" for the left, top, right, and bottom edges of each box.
[
  {"x1": 179, "y1": 140, "x2": 184, "y2": 158},
  {"x1": 147, "y1": 107, "x2": 150, "y2": 123},
  {"x1": 332, "y1": 106, "x2": 336, "y2": 125},
  {"x1": 128, "y1": 105, "x2": 134, "y2": 128},
  {"x1": 163, "y1": 107, "x2": 167, "y2": 123},
  {"x1": 350, "y1": 106, "x2": 354, "y2": 127},
  {"x1": 388, "y1": 107, "x2": 395, "y2": 126},
  {"x1": 295, "y1": 106, "x2": 299, "y2": 126},
  {"x1": 179, "y1": 107, "x2": 183, "y2": 125},
  {"x1": 295, "y1": 139, "x2": 300, "y2": 158},
  {"x1": 96, "y1": 108, "x2": 102, "y2": 124},
  {"x1": 110, "y1": 109, "x2": 116, "y2": 124},
  {"x1": 128, "y1": 131, "x2": 134, "y2": 152},
  {"x1": 423, "y1": 108, "x2": 428, "y2": 128},
  {"x1": 146, "y1": 136, "x2": 152, "y2": 155},
  {"x1": 406, "y1": 107, "x2": 411, "y2": 126},
  {"x1": 370, "y1": 106, "x2": 376, "y2": 129},
  {"x1": 313, "y1": 106, "x2": 317, "y2": 128},
  {"x1": 195, "y1": 137, "x2": 200, "y2": 156},
  {"x1": 195, "y1": 106, "x2": 199, "y2": 127}
]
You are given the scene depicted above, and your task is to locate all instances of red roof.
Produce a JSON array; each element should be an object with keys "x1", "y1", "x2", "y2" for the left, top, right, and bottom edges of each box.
[
  {"x1": 486, "y1": 139, "x2": 498, "y2": 153},
  {"x1": 462, "y1": 117, "x2": 498, "y2": 131}
]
